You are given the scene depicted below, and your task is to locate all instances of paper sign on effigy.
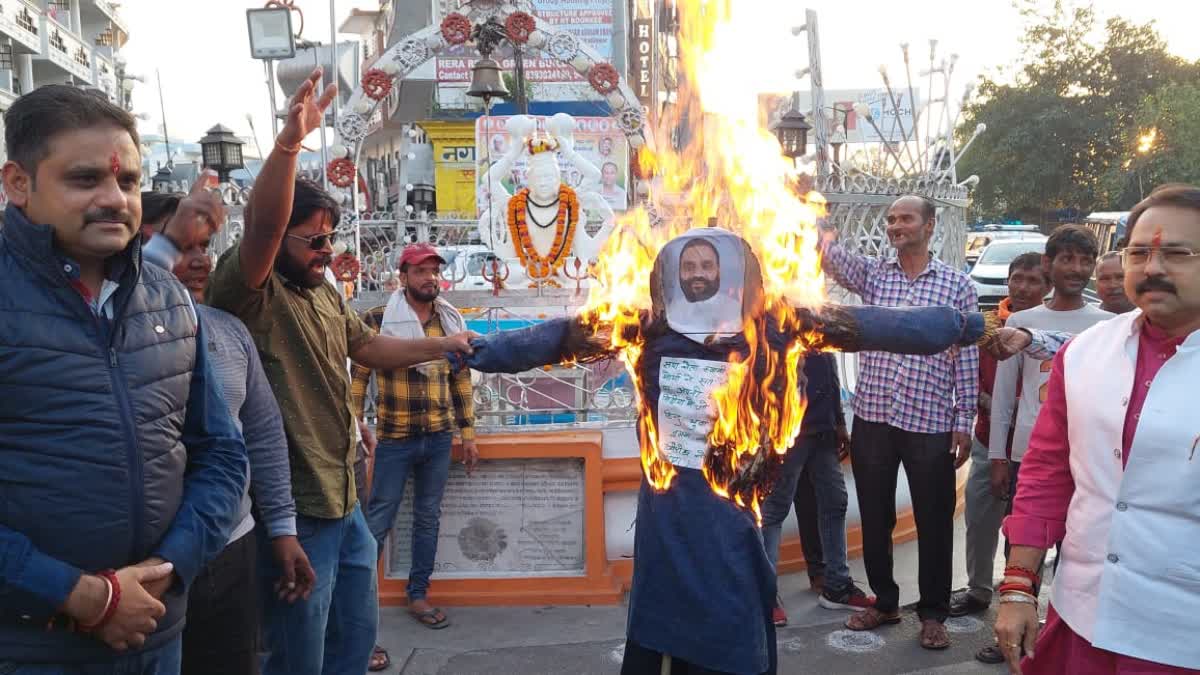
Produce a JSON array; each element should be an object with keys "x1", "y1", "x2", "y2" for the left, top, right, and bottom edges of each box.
[{"x1": 656, "y1": 357, "x2": 734, "y2": 470}]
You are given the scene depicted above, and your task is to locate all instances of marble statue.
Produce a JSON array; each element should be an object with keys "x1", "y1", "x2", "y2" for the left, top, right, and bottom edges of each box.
[{"x1": 477, "y1": 114, "x2": 616, "y2": 286}]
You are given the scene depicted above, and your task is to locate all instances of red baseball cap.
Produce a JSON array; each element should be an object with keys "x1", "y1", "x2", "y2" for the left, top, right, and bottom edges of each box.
[{"x1": 398, "y1": 243, "x2": 446, "y2": 269}]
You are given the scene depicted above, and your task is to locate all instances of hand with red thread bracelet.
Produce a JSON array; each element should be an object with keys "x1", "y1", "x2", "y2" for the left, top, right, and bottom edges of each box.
[{"x1": 78, "y1": 570, "x2": 120, "y2": 632}]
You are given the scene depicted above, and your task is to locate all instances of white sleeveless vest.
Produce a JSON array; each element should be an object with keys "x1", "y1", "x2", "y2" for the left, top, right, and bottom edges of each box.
[{"x1": 1055, "y1": 310, "x2": 1200, "y2": 668}]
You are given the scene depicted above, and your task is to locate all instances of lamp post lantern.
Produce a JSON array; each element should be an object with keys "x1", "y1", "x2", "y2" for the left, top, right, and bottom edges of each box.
[
  {"x1": 772, "y1": 110, "x2": 812, "y2": 165},
  {"x1": 199, "y1": 124, "x2": 246, "y2": 183},
  {"x1": 151, "y1": 164, "x2": 174, "y2": 193}
]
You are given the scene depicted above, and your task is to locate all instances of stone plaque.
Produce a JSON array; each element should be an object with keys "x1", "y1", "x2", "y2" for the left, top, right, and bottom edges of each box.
[{"x1": 386, "y1": 458, "x2": 586, "y2": 579}]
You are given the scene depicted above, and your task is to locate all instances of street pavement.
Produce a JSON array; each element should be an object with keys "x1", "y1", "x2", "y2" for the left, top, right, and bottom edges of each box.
[{"x1": 378, "y1": 514, "x2": 1047, "y2": 674}]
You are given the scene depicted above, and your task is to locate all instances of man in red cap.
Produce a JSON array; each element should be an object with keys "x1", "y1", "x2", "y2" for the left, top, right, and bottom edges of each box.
[{"x1": 351, "y1": 242, "x2": 476, "y2": 654}]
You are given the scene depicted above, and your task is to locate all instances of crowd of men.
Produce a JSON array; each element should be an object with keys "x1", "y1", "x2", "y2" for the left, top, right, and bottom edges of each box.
[{"x1": 1, "y1": 65, "x2": 1199, "y2": 675}]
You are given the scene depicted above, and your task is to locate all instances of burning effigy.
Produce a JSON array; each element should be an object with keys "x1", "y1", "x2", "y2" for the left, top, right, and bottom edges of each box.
[{"x1": 445, "y1": 3, "x2": 998, "y2": 672}]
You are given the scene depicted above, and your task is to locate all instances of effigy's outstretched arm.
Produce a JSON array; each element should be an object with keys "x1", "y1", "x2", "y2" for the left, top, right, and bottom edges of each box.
[
  {"x1": 447, "y1": 317, "x2": 617, "y2": 374},
  {"x1": 799, "y1": 304, "x2": 997, "y2": 355}
]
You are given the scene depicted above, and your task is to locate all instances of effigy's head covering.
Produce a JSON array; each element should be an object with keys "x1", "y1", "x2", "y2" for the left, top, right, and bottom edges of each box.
[{"x1": 650, "y1": 228, "x2": 764, "y2": 344}]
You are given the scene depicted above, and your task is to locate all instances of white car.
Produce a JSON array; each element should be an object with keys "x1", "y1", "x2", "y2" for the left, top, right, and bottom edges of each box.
[{"x1": 969, "y1": 237, "x2": 1048, "y2": 309}]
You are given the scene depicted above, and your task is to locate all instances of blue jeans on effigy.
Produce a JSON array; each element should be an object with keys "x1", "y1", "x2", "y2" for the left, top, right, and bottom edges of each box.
[
  {"x1": 0, "y1": 637, "x2": 181, "y2": 675},
  {"x1": 760, "y1": 431, "x2": 853, "y2": 594},
  {"x1": 365, "y1": 432, "x2": 453, "y2": 601},
  {"x1": 259, "y1": 504, "x2": 378, "y2": 675}
]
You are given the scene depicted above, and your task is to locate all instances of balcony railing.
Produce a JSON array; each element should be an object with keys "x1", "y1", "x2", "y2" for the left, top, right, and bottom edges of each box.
[
  {"x1": 0, "y1": 0, "x2": 43, "y2": 53},
  {"x1": 87, "y1": 0, "x2": 127, "y2": 37},
  {"x1": 39, "y1": 13, "x2": 91, "y2": 83},
  {"x1": 92, "y1": 51, "x2": 115, "y2": 99}
]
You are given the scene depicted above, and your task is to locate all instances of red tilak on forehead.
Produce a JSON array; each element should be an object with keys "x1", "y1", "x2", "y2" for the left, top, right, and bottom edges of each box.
[
  {"x1": 110, "y1": 152, "x2": 120, "y2": 175},
  {"x1": 1152, "y1": 227, "x2": 1163, "y2": 249}
]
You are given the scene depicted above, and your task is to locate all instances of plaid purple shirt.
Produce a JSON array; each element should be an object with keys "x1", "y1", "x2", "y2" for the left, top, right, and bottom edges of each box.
[{"x1": 823, "y1": 243, "x2": 979, "y2": 435}]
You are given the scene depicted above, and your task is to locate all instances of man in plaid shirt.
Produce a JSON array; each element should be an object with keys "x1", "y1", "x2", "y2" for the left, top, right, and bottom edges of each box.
[
  {"x1": 351, "y1": 243, "x2": 477, "y2": 645},
  {"x1": 820, "y1": 195, "x2": 979, "y2": 651}
]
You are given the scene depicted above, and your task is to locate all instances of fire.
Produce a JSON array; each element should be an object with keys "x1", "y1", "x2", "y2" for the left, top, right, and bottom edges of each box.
[{"x1": 580, "y1": 2, "x2": 828, "y2": 520}]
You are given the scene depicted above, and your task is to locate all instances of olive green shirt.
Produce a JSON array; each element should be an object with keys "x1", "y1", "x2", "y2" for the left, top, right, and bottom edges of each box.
[{"x1": 207, "y1": 242, "x2": 375, "y2": 519}]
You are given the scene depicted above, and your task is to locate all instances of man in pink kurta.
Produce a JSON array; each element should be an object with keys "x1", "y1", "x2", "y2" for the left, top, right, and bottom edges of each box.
[{"x1": 993, "y1": 184, "x2": 1200, "y2": 674}]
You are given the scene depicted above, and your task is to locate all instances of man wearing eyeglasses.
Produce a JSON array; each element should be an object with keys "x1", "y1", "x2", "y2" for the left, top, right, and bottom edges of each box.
[
  {"x1": 206, "y1": 68, "x2": 474, "y2": 675},
  {"x1": 990, "y1": 184, "x2": 1200, "y2": 674}
]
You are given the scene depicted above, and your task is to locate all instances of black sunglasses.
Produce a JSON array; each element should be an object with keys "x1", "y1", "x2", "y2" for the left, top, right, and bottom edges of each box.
[{"x1": 287, "y1": 232, "x2": 334, "y2": 251}]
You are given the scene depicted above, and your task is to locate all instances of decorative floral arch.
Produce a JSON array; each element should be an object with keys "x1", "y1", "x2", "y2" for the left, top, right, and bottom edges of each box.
[{"x1": 328, "y1": 2, "x2": 652, "y2": 211}]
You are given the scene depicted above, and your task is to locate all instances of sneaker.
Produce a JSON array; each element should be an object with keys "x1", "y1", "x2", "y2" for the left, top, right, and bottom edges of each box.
[
  {"x1": 772, "y1": 603, "x2": 788, "y2": 627},
  {"x1": 818, "y1": 584, "x2": 876, "y2": 611}
]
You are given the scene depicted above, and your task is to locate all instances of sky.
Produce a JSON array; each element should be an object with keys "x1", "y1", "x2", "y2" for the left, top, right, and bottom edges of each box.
[{"x1": 116, "y1": 0, "x2": 1200, "y2": 152}]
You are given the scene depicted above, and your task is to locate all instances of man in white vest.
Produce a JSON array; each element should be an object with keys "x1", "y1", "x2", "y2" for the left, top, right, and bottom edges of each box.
[{"x1": 993, "y1": 184, "x2": 1200, "y2": 674}]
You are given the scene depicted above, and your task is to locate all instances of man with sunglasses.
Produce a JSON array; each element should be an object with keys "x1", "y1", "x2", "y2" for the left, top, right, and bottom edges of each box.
[
  {"x1": 819, "y1": 195, "x2": 978, "y2": 651},
  {"x1": 206, "y1": 68, "x2": 474, "y2": 675},
  {"x1": 990, "y1": 184, "x2": 1200, "y2": 674}
]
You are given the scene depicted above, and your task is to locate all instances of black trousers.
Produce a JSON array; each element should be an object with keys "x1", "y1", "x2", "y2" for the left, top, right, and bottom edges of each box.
[
  {"x1": 850, "y1": 419, "x2": 955, "y2": 622},
  {"x1": 621, "y1": 639, "x2": 776, "y2": 675},
  {"x1": 792, "y1": 464, "x2": 825, "y2": 579},
  {"x1": 182, "y1": 530, "x2": 260, "y2": 675}
]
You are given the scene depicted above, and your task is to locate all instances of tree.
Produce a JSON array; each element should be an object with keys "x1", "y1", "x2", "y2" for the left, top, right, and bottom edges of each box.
[
  {"x1": 1102, "y1": 84, "x2": 1200, "y2": 208},
  {"x1": 956, "y1": 1, "x2": 1200, "y2": 221}
]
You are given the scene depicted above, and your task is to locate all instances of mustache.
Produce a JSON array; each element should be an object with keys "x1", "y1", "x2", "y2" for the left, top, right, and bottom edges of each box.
[
  {"x1": 311, "y1": 256, "x2": 332, "y2": 267},
  {"x1": 1136, "y1": 277, "x2": 1177, "y2": 295},
  {"x1": 84, "y1": 209, "x2": 132, "y2": 226}
]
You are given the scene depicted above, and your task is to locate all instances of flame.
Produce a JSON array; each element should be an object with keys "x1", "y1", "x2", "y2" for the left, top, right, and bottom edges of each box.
[
  {"x1": 1137, "y1": 128, "x2": 1158, "y2": 155},
  {"x1": 579, "y1": 2, "x2": 828, "y2": 520}
]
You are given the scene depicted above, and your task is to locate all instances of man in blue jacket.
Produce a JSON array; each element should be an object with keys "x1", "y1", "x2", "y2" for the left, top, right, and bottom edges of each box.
[{"x1": 0, "y1": 86, "x2": 247, "y2": 672}]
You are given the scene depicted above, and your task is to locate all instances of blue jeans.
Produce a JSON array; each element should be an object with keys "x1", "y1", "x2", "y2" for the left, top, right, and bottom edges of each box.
[
  {"x1": 760, "y1": 431, "x2": 852, "y2": 593},
  {"x1": 259, "y1": 504, "x2": 378, "y2": 675},
  {"x1": 365, "y1": 432, "x2": 453, "y2": 600},
  {"x1": 0, "y1": 636, "x2": 181, "y2": 675}
]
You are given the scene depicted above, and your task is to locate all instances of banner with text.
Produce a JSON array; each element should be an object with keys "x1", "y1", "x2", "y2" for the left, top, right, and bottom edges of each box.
[{"x1": 437, "y1": 0, "x2": 614, "y2": 84}]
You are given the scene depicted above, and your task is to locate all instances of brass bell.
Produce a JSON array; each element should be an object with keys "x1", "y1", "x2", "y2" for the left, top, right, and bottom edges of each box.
[{"x1": 466, "y1": 57, "x2": 511, "y2": 101}]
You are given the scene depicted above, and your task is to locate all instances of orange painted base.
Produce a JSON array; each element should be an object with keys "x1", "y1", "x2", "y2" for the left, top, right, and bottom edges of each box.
[
  {"x1": 377, "y1": 431, "x2": 624, "y2": 607},
  {"x1": 375, "y1": 433, "x2": 968, "y2": 605}
]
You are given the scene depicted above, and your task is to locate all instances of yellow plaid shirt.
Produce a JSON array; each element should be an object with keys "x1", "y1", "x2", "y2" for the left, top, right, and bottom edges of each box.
[{"x1": 350, "y1": 306, "x2": 476, "y2": 441}]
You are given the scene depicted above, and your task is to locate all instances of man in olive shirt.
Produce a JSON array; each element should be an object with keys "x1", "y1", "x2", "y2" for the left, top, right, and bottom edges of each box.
[{"x1": 207, "y1": 68, "x2": 473, "y2": 675}]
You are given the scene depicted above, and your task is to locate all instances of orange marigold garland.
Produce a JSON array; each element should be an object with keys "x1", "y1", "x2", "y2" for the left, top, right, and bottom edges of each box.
[
  {"x1": 327, "y1": 157, "x2": 356, "y2": 188},
  {"x1": 440, "y1": 13, "x2": 472, "y2": 45},
  {"x1": 505, "y1": 12, "x2": 536, "y2": 44},
  {"x1": 507, "y1": 184, "x2": 579, "y2": 281},
  {"x1": 361, "y1": 68, "x2": 393, "y2": 100}
]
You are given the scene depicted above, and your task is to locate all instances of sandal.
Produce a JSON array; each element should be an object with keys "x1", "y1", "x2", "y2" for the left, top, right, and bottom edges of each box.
[
  {"x1": 919, "y1": 619, "x2": 950, "y2": 650},
  {"x1": 410, "y1": 607, "x2": 451, "y2": 630},
  {"x1": 369, "y1": 645, "x2": 391, "y2": 671},
  {"x1": 844, "y1": 607, "x2": 901, "y2": 631}
]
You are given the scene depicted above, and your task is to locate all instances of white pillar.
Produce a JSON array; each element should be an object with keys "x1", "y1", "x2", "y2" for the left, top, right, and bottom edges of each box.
[
  {"x1": 17, "y1": 53, "x2": 34, "y2": 94},
  {"x1": 70, "y1": 0, "x2": 83, "y2": 36}
]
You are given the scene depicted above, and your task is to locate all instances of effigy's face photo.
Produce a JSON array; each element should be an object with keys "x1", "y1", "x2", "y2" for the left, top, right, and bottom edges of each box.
[
  {"x1": 659, "y1": 230, "x2": 748, "y2": 342},
  {"x1": 679, "y1": 240, "x2": 721, "y2": 302}
]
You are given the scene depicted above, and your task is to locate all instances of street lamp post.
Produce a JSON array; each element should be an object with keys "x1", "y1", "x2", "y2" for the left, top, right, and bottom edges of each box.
[{"x1": 199, "y1": 124, "x2": 246, "y2": 184}]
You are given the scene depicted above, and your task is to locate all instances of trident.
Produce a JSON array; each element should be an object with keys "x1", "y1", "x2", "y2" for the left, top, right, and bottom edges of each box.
[
  {"x1": 440, "y1": 258, "x2": 467, "y2": 290},
  {"x1": 561, "y1": 256, "x2": 591, "y2": 297},
  {"x1": 481, "y1": 257, "x2": 509, "y2": 297}
]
